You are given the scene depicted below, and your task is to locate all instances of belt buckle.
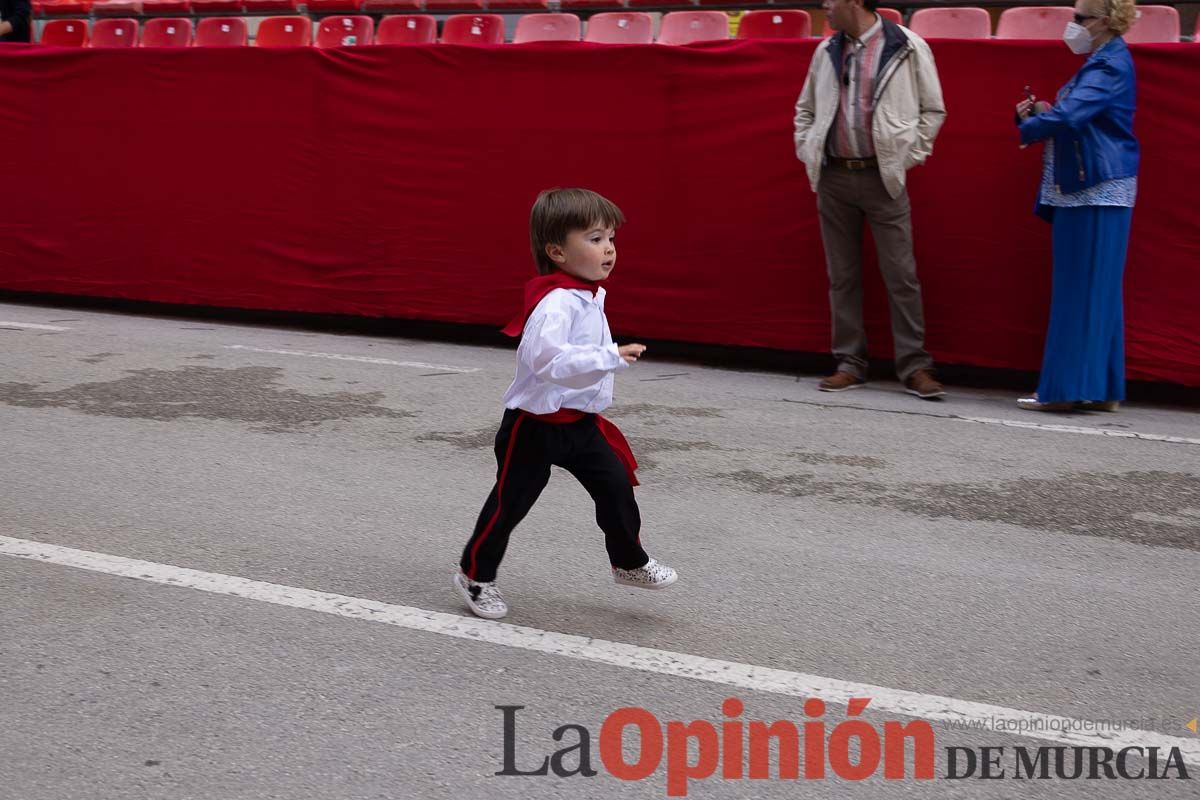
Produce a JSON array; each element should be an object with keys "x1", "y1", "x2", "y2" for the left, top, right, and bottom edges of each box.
[{"x1": 846, "y1": 159, "x2": 867, "y2": 170}]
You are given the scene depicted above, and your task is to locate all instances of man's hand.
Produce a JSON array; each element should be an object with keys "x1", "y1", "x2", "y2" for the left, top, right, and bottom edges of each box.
[
  {"x1": 0, "y1": 21, "x2": 13, "y2": 36},
  {"x1": 618, "y1": 344, "x2": 647, "y2": 365}
]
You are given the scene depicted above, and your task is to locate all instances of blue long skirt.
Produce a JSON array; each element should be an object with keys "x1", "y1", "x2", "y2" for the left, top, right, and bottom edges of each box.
[{"x1": 1036, "y1": 206, "x2": 1133, "y2": 403}]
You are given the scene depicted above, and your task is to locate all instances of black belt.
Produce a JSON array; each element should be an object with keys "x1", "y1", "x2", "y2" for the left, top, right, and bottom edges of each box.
[{"x1": 828, "y1": 157, "x2": 878, "y2": 171}]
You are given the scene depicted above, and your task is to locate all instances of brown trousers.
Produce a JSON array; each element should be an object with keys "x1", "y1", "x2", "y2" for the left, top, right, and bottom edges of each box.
[{"x1": 816, "y1": 164, "x2": 933, "y2": 382}]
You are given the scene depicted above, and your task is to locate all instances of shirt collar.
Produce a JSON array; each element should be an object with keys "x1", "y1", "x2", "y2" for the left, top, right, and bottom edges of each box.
[
  {"x1": 849, "y1": 14, "x2": 882, "y2": 47},
  {"x1": 568, "y1": 286, "x2": 606, "y2": 305}
]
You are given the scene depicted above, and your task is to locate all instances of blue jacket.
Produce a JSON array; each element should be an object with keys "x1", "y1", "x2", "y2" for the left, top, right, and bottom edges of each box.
[{"x1": 1019, "y1": 36, "x2": 1139, "y2": 197}]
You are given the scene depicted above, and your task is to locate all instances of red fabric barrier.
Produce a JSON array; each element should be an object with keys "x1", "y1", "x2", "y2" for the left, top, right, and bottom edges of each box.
[{"x1": 0, "y1": 41, "x2": 1197, "y2": 385}]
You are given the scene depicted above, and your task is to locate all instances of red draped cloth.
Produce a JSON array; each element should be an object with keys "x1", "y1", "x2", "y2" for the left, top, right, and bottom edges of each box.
[{"x1": 0, "y1": 41, "x2": 1197, "y2": 386}]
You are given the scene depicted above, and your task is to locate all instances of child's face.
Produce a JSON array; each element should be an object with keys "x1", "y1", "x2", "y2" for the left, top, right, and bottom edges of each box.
[{"x1": 547, "y1": 224, "x2": 617, "y2": 282}]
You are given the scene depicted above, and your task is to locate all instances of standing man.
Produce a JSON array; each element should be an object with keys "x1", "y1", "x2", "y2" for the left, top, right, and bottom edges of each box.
[
  {"x1": 794, "y1": 0, "x2": 946, "y2": 399},
  {"x1": 0, "y1": 0, "x2": 32, "y2": 43}
]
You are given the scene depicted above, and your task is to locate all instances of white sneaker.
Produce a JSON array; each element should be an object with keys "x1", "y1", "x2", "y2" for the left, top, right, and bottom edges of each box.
[
  {"x1": 613, "y1": 558, "x2": 678, "y2": 590},
  {"x1": 454, "y1": 571, "x2": 508, "y2": 620}
]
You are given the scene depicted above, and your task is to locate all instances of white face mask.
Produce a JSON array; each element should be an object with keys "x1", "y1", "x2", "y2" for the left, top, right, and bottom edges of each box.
[{"x1": 1063, "y1": 21, "x2": 1094, "y2": 54}]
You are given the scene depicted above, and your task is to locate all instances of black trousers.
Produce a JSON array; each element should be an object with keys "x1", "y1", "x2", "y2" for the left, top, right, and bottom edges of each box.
[{"x1": 460, "y1": 408, "x2": 648, "y2": 583}]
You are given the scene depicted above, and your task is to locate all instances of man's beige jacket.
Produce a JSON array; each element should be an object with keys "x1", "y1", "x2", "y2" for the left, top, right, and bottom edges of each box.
[{"x1": 794, "y1": 21, "x2": 947, "y2": 199}]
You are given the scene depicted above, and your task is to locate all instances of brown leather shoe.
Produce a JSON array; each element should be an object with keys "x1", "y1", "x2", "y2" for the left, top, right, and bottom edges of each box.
[
  {"x1": 905, "y1": 369, "x2": 945, "y2": 399},
  {"x1": 818, "y1": 371, "x2": 865, "y2": 392}
]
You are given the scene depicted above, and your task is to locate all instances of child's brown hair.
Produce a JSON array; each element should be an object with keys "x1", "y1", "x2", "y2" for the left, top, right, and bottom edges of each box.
[{"x1": 529, "y1": 188, "x2": 625, "y2": 275}]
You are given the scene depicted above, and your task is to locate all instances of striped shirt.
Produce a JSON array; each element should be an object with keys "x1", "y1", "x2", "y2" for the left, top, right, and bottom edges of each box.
[{"x1": 827, "y1": 15, "x2": 884, "y2": 159}]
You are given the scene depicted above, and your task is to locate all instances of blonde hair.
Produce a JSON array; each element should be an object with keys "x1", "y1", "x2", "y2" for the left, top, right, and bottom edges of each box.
[{"x1": 1098, "y1": 0, "x2": 1137, "y2": 35}]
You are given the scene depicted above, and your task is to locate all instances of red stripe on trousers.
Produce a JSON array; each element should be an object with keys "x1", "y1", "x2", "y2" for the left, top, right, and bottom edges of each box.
[{"x1": 465, "y1": 412, "x2": 527, "y2": 581}]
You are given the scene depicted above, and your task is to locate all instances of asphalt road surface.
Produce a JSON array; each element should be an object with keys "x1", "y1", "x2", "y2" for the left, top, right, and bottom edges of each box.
[{"x1": 2, "y1": 299, "x2": 1197, "y2": 799}]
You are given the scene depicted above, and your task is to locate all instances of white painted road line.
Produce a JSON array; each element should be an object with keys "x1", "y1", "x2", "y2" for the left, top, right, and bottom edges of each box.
[
  {"x1": 2, "y1": 534, "x2": 1196, "y2": 761},
  {"x1": 785, "y1": 398, "x2": 1200, "y2": 447},
  {"x1": 955, "y1": 415, "x2": 1200, "y2": 447},
  {"x1": 223, "y1": 345, "x2": 480, "y2": 374},
  {"x1": 0, "y1": 321, "x2": 71, "y2": 331}
]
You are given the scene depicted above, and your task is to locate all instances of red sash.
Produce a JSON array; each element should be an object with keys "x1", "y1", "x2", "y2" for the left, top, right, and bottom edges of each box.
[{"x1": 528, "y1": 409, "x2": 639, "y2": 487}]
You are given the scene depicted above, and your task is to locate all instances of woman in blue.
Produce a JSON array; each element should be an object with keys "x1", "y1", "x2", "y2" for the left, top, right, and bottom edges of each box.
[{"x1": 1015, "y1": 0, "x2": 1139, "y2": 412}]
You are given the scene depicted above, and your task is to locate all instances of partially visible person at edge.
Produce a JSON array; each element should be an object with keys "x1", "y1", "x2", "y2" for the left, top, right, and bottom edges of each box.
[
  {"x1": 1015, "y1": 0, "x2": 1139, "y2": 412},
  {"x1": 794, "y1": 0, "x2": 948, "y2": 400},
  {"x1": 0, "y1": 0, "x2": 32, "y2": 43}
]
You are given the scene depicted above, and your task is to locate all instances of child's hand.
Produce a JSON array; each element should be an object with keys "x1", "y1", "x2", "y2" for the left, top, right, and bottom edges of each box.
[{"x1": 619, "y1": 344, "x2": 647, "y2": 364}]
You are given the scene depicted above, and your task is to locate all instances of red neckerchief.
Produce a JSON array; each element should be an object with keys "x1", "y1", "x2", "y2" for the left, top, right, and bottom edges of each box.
[{"x1": 501, "y1": 271, "x2": 601, "y2": 337}]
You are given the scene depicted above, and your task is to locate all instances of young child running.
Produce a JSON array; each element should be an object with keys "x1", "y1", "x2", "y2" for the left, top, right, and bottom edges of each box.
[{"x1": 454, "y1": 188, "x2": 678, "y2": 620}]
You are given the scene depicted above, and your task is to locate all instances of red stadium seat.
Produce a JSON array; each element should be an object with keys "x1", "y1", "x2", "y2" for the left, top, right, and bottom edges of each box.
[
  {"x1": 376, "y1": 14, "x2": 436, "y2": 43},
  {"x1": 190, "y1": 0, "x2": 245, "y2": 12},
  {"x1": 880, "y1": 7, "x2": 902, "y2": 24},
  {"x1": 424, "y1": 0, "x2": 483, "y2": 10},
  {"x1": 40, "y1": 19, "x2": 89, "y2": 45},
  {"x1": 1124, "y1": 5, "x2": 1179, "y2": 42},
  {"x1": 141, "y1": 0, "x2": 192, "y2": 13},
  {"x1": 195, "y1": 16, "x2": 248, "y2": 45},
  {"x1": 93, "y1": 0, "x2": 142, "y2": 17},
  {"x1": 822, "y1": 7, "x2": 901, "y2": 35},
  {"x1": 627, "y1": 0, "x2": 690, "y2": 7},
  {"x1": 307, "y1": 0, "x2": 364, "y2": 11},
  {"x1": 441, "y1": 14, "x2": 504, "y2": 44},
  {"x1": 362, "y1": 0, "x2": 418, "y2": 11},
  {"x1": 996, "y1": 7, "x2": 1074, "y2": 39},
  {"x1": 314, "y1": 14, "x2": 374, "y2": 46},
  {"x1": 583, "y1": 11, "x2": 651, "y2": 43},
  {"x1": 256, "y1": 15, "x2": 311, "y2": 46},
  {"x1": 40, "y1": 0, "x2": 94, "y2": 15},
  {"x1": 736, "y1": 10, "x2": 811, "y2": 39},
  {"x1": 488, "y1": 0, "x2": 549, "y2": 9},
  {"x1": 243, "y1": 0, "x2": 300, "y2": 12},
  {"x1": 559, "y1": 0, "x2": 622, "y2": 9},
  {"x1": 91, "y1": 18, "x2": 138, "y2": 46},
  {"x1": 698, "y1": 0, "x2": 768, "y2": 7},
  {"x1": 658, "y1": 11, "x2": 729, "y2": 45},
  {"x1": 513, "y1": 13, "x2": 580, "y2": 42},
  {"x1": 141, "y1": 17, "x2": 193, "y2": 45},
  {"x1": 909, "y1": 7, "x2": 991, "y2": 38}
]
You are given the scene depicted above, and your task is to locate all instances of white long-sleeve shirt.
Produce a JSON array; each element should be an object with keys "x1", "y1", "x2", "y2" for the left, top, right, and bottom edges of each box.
[{"x1": 502, "y1": 287, "x2": 629, "y2": 415}]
